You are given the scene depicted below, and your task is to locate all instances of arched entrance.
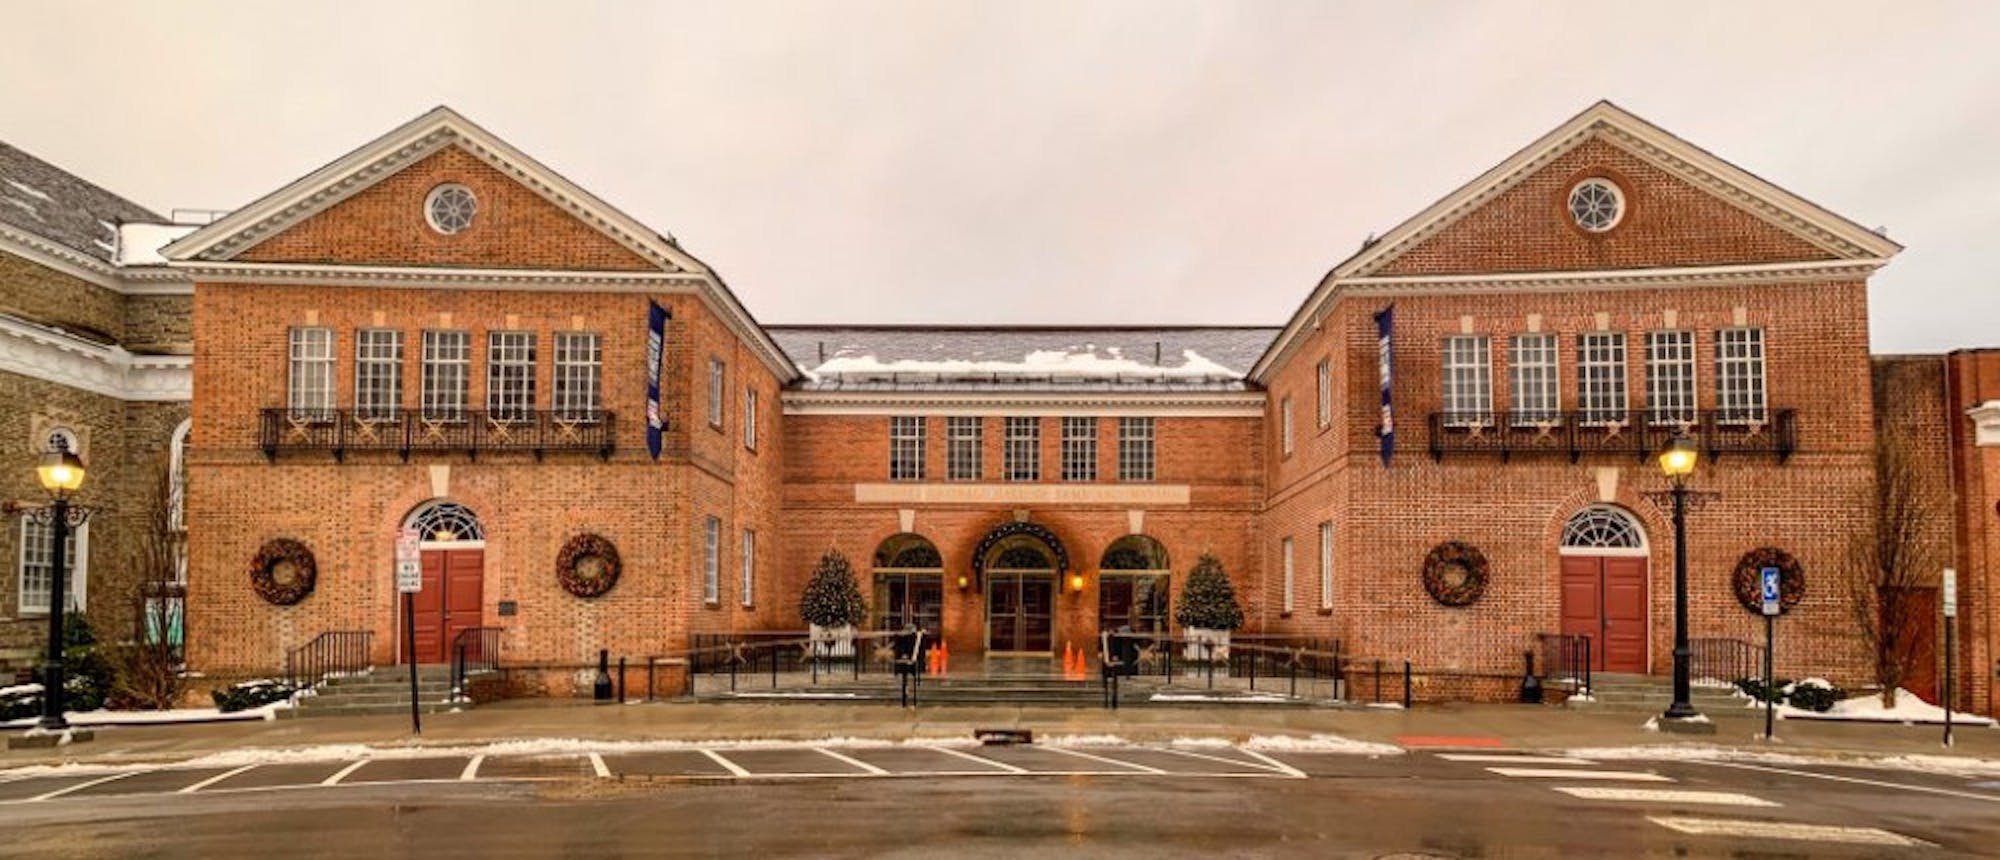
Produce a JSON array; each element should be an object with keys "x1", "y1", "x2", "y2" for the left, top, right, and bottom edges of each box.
[
  {"x1": 1098, "y1": 535, "x2": 1170, "y2": 637},
  {"x1": 976, "y1": 526, "x2": 1065, "y2": 655},
  {"x1": 872, "y1": 533, "x2": 944, "y2": 643},
  {"x1": 1558, "y1": 505, "x2": 1649, "y2": 674},
  {"x1": 403, "y1": 501, "x2": 486, "y2": 664}
]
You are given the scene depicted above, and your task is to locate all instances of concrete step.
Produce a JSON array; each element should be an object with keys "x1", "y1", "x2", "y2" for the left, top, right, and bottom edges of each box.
[{"x1": 294, "y1": 701, "x2": 465, "y2": 718}]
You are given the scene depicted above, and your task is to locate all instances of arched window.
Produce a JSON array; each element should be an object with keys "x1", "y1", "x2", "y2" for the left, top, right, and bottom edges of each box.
[
  {"x1": 1100, "y1": 535, "x2": 1170, "y2": 571},
  {"x1": 1560, "y1": 505, "x2": 1646, "y2": 552},
  {"x1": 872, "y1": 533, "x2": 943, "y2": 570},
  {"x1": 168, "y1": 419, "x2": 191, "y2": 534},
  {"x1": 987, "y1": 534, "x2": 1055, "y2": 571},
  {"x1": 406, "y1": 501, "x2": 485, "y2": 546}
]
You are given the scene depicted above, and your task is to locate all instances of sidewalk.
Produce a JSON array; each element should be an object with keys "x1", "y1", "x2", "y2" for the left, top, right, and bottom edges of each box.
[{"x1": 2, "y1": 699, "x2": 1994, "y2": 770}]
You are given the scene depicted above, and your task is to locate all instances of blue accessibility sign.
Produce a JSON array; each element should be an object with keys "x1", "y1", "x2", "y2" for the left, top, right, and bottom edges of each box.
[{"x1": 1760, "y1": 566, "x2": 1782, "y2": 616}]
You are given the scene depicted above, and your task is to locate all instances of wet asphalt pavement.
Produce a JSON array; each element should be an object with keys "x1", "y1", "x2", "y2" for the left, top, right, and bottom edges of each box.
[{"x1": 0, "y1": 742, "x2": 1994, "y2": 858}]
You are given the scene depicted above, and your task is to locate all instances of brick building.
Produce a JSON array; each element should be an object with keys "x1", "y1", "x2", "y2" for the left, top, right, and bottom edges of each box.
[
  {"x1": 92, "y1": 100, "x2": 1986, "y2": 710},
  {"x1": 0, "y1": 142, "x2": 194, "y2": 664}
]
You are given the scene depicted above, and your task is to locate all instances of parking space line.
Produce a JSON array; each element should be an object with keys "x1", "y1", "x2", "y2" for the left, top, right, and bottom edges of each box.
[
  {"x1": 587, "y1": 753, "x2": 611, "y2": 778},
  {"x1": 1041, "y1": 747, "x2": 1166, "y2": 774},
  {"x1": 1554, "y1": 787, "x2": 1778, "y2": 807},
  {"x1": 460, "y1": 756, "x2": 484, "y2": 781},
  {"x1": 322, "y1": 761, "x2": 369, "y2": 786},
  {"x1": 814, "y1": 747, "x2": 889, "y2": 775},
  {"x1": 1235, "y1": 748, "x2": 1309, "y2": 779},
  {"x1": 697, "y1": 749, "x2": 752, "y2": 777},
  {"x1": 1488, "y1": 767, "x2": 1670, "y2": 781},
  {"x1": 35, "y1": 771, "x2": 139, "y2": 801},
  {"x1": 929, "y1": 746, "x2": 1027, "y2": 774},
  {"x1": 1648, "y1": 816, "x2": 1932, "y2": 847},
  {"x1": 179, "y1": 765, "x2": 257, "y2": 794},
  {"x1": 1439, "y1": 754, "x2": 1595, "y2": 765},
  {"x1": 1696, "y1": 761, "x2": 2000, "y2": 804},
  {"x1": 1153, "y1": 746, "x2": 1291, "y2": 775}
]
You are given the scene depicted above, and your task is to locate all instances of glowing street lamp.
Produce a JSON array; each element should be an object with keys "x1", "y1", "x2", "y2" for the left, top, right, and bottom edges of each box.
[
  {"x1": 1658, "y1": 434, "x2": 1700, "y2": 722},
  {"x1": 31, "y1": 441, "x2": 90, "y2": 732}
]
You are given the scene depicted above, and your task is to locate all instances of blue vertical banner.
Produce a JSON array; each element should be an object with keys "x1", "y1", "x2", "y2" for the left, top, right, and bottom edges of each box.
[
  {"x1": 1375, "y1": 304, "x2": 1395, "y2": 466},
  {"x1": 645, "y1": 300, "x2": 667, "y2": 460}
]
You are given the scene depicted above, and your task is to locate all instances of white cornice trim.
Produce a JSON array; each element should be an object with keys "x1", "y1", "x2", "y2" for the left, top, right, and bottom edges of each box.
[
  {"x1": 0, "y1": 315, "x2": 191, "y2": 401},
  {"x1": 0, "y1": 225, "x2": 193, "y2": 295},
  {"x1": 1338, "y1": 259, "x2": 1886, "y2": 296},
  {"x1": 178, "y1": 261, "x2": 706, "y2": 290},
  {"x1": 781, "y1": 390, "x2": 1265, "y2": 417},
  {"x1": 1968, "y1": 401, "x2": 2000, "y2": 447}
]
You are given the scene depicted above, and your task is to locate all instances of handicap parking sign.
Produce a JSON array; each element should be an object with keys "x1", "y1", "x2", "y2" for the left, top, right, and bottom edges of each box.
[{"x1": 1760, "y1": 566, "x2": 1781, "y2": 616}]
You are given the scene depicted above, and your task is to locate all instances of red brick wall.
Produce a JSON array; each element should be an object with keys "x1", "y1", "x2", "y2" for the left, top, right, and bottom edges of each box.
[
  {"x1": 235, "y1": 146, "x2": 654, "y2": 272},
  {"x1": 1945, "y1": 351, "x2": 2000, "y2": 716}
]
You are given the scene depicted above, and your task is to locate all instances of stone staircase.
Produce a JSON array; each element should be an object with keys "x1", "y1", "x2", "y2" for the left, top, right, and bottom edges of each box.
[
  {"x1": 1565, "y1": 672, "x2": 1748, "y2": 713},
  {"x1": 294, "y1": 667, "x2": 468, "y2": 718}
]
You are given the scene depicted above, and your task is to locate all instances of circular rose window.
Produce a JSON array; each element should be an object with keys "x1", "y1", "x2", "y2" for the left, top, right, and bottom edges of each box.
[
  {"x1": 1567, "y1": 179, "x2": 1624, "y2": 232},
  {"x1": 425, "y1": 183, "x2": 477, "y2": 235}
]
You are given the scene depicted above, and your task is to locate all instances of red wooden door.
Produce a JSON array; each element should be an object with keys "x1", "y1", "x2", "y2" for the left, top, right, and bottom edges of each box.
[
  {"x1": 1602, "y1": 557, "x2": 1649, "y2": 674},
  {"x1": 404, "y1": 549, "x2": 483, "y2": 664},
  {"x1": 1558, "y1": 555, "x2": 1649, "y2": 674}
]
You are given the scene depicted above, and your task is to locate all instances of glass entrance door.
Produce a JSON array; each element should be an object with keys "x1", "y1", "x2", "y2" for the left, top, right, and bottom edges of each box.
[
  {"x1": 876, "y1": 573, "x2": 943, "y2": 642},
  {"x1": 1099, "y1": 574, "x2": 1169, "y2": 636},
  {"x1": 986, "y1": 573, "x2": 1053, "y2": 653}
]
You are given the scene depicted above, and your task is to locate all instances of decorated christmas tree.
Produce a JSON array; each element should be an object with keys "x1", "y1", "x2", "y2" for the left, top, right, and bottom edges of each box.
[
  {"x1": 799, "y1": 548, "x2": 867, "y2": 628},
  {"x1": 1173, "y1": 551, "x2": 1244, "y2": 630}
]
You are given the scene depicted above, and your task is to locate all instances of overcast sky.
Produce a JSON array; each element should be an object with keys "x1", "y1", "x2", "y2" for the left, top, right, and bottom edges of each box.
[{"x1": 3, "y1": 2, "x2": 1994, "y2": 352}]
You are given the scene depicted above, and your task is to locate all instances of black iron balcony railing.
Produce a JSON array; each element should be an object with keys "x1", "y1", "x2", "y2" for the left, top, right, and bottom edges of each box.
[
  {"x1": 1426, "y1": 408, "x2": 1795, "y2": 463},
  {"x1": 260, "y1": 408, "x2": 615, "y2": 462}
]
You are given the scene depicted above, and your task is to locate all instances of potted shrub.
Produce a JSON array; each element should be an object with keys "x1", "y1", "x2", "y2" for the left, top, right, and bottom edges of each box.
[
  {"x1": 799, "y1": 548, "x2": 866, "y2": 659},
  {"x1": 1173, "y1": 551, "x2": 1243, "y2": 665}
]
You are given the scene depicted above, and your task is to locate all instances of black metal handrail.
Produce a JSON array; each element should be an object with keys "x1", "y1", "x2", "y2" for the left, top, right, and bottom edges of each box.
[
  {"x1": 450, "y1": 627, "x2": 504, "y2": 701},
  {"x1": 1427, "y1": 408, "x2": 1796, "y2": 463},
  {"x1": 260, "y1": 408, "x2": 616, "y2": 462},
  {"x1": 284, "y1": 630, "x2": 374, "y2": 689},
  {"x1": 1536, "y1": 632, "x2": 1592, "y2": 694},
  {"x1": 1105, "y1": 632, "x2": 1353, "y2": 703},
  {"x1": 1689, "y1": 637, "x2": 1765, "y2": 685}
]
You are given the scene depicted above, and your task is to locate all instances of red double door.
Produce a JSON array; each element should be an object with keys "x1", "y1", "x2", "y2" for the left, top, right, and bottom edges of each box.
[
  {"x1": 404, "y1": 549, "x2": 484, "y2": 664},
  {"x1": 1560, "y1": 555, "x2": 1648, "y2": 674}
]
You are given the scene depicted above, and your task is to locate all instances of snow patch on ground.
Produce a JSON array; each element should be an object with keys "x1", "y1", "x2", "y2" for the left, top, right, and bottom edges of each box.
[
  {"x1": 1784, "y1": 688, "x2": 1997, "y2": 727},
  {"x1": 1240, "y1": 733, "x2": 1403, "y2": 756},
  {"x1": 1038, "y1": 734, "x2": 1134, "y2": 748},
  {"x1": 0, "y1": 700, "x2": 290, "y2": 729},
  {"x1": 1562, "y1": 743, "x2": 2000, "y2": 777},
  {"x1": 1166, "y1": 737, "x2": 1235, "y2": 749},
  {"x1": 1149, "y1": 693, "x2": 1292, "y2": 704}
]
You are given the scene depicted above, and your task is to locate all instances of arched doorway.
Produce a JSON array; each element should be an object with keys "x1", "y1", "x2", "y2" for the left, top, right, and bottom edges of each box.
[
  {"x1": 872, "y1": 533, "x2": 944, "y2": 643},
  {"x1": 403, "y1": 501, "x2": 486, "y2": 664},
  {"x1": 1558, "y1": 505, "x2": 1649, "y2": 674},
  {"x1": 1099, "y1": 535, "x2": 1170, "y2": 638},
  {"x1": 982, "y1": 533, "x2": 1059, "y2": 654}
]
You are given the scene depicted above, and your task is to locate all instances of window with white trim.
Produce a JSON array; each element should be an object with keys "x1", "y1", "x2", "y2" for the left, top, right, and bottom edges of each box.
[
  {"x1": 947, "y1": 417, "x2": 982, "y2": 480},
  {"x1": 1577, "y1": 332, "x2": 1628, "y2": 425},
  {"x1": 1442, "y1": 335, "x2": 1493, "y2": 426},
  {"x1": 1280, "y1": 397, "x2": 1294, "y2": 456},
  {"x1": 702, "y1": 516, "x2": 720, "y2": 605},
  {"x1": 1281, "y1": 536, "x2": 1295, "y2": 614},
  {"x1": 1644, "y1": 330, "x2": 1696, "y2": 425},
  {"x1": 552, "y1": 332, "x2": 602, "y2": 421},
  {"x1": 421, "y1": 330, "x2": 470, "y2": 420},
  {"x1": 1118, "y1": 417, "x2": 1155, "y2": 482},
  {"x1": 1318, "y1": 521, "x2": 1333, "y2": 611},
  {"x1": 1509, "y1": 334, "x2": 1559, "y2": 425},
  {"x1": 354, "y1": 329, "x2": 403, "y2": 420},
  {"x1": 707, "y1": 358, "x2": 725, "y2": 430},
  {"x1": 1315, "y1": 358, "x2": 1331, "y2": 428},
  {"x1": 1716, "y1": 328, "x2": 1767, "y2": 423},
  {"x1": 18, "y1": 517, "x2": 86, "y2": 614},
  {"x1": 287, "y1": 327, "x2": 334, "y2": 419},
  {"x1": 486, "y1": 332, "x2": 537, "y2": 421},
  {"x1": 1004, "y1": 417, "x2": 1039, "y2": 481},
  {"x1": 1060, "y1": 417, "x2": 1097, "y2": 482},
  {"x1": 743, "y1": 388, "x2": 758, "y2": 450},
  {"x1": 741, "y1": 529, "x2": 756, "y2": 607},
  {"x1": 168, "y1": 419, "x2": 190, "y2": 538},
  {"x1": 889, "y1": 417, "x2": 926, "y2": 481}
]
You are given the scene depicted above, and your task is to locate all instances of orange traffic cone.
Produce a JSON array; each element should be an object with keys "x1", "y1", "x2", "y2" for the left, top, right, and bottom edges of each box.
[{"x1": 938, "y1": 641, "x2": 949, "y2": 676}]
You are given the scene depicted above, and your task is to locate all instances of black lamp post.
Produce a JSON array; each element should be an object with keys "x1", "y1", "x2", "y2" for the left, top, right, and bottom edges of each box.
[
  {"x1": 30, "y1": 441, "x2": 89, "y2": 731},
  {"x1": 1657, "y1": 434, "x2": 1700, "y2": 722}
]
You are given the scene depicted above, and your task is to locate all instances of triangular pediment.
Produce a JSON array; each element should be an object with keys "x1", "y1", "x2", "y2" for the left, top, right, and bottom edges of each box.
[
  {"x1": 163, "y1": 106, "x2": 706, "y2": 274},
  {"x1": 1338, "y1": 101, "x2": 1900, "y2": 279}
]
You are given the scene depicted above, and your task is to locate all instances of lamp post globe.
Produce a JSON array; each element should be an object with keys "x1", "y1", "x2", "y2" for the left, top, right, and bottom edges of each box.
[
  {"x1": 1659, "y1": 434, "x2": 1700, "y2": 722},
  {"x1": 34, "y1": 443, "x2": 87, "y2": 732}
]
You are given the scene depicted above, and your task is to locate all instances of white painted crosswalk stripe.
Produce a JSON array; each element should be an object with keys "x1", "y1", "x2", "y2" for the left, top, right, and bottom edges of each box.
[
  {"x1": 1438, "y1": 754, "x2": 1596, "y2": 765},
  {"x1": 1554, "y1": 787, "x2": 1777, "y2": 807},
  {"x1": 814, "y1": 747, "x2": 890, "y2": 775},
  {"x1": 1648, "y1": 816, "x2": 1932, "y2": 847},
  {"x1": 1487, "y1": 767, "x2": 1670, "y2": 781}
]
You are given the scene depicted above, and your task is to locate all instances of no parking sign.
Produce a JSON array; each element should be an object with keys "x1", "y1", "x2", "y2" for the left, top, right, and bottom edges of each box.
[{"x1": 396, "y1": 528, "x2": 422, "y2": 593}]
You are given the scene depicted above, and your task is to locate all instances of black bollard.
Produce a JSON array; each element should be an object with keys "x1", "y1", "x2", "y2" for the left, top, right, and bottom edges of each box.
[
  {"x1": 1519, "y1": 651, "x2": 1543, "y2": 704},
  {"x1": 593, "y1": 649, "x2": 613, "y2": 702}
]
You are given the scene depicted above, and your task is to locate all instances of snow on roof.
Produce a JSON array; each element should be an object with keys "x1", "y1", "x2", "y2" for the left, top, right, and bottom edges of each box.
[
  {"x1": 0, "y1": 140, "x2": 163, "y2": 262},
  {"x1": 115, "y1": 222, "x2": 199, "y2": 266},
  {"x1": 770, "y1": 326, "x2": 1279, "y2": 392}
]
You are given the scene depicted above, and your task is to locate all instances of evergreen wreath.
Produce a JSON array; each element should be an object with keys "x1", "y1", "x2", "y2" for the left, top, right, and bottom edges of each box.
[
  {"x1": 1422, "y1": 541, "x2": 1488, "y2": 607},
  {"x1": 799, "y1": 548, "x2": 867, "y2": 628},
  {"x1": 250, "y1": 538, "x2": 317, "y2": 606},
  {"x1": 1731, "y1": 547, "x2": 1804, "y2": 614},
  {"x1": 1173, "y1": 551, "x2": 1244, "y2": 630},
  {"x1": 556, "y1": 533, "x2": 622, "y2": 599}
]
